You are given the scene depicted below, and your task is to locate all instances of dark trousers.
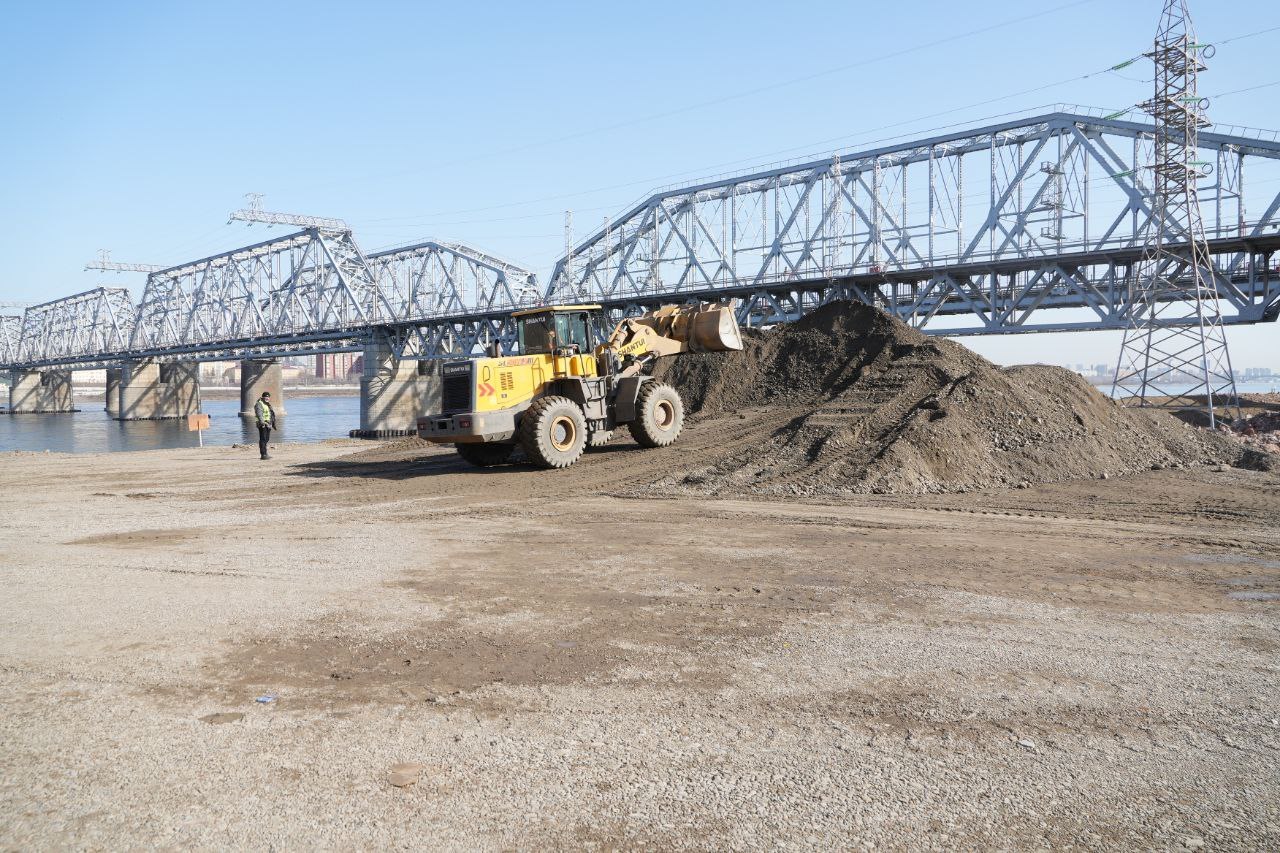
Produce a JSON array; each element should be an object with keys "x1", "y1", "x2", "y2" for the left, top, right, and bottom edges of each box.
[{"x1": 258, "y1": 425, "x2": 272, "y2": 457}]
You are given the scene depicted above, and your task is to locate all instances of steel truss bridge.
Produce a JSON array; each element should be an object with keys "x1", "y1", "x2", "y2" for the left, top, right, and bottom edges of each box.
[{"x1": 3, "y1": 110, "x2": 1278, "y2": 372}]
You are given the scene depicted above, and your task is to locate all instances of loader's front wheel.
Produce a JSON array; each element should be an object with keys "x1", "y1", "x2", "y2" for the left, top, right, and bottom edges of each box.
[
  {"x1": 629, "y1": 382, "x2": 684, "y2": 448},
  {"x1": 455, "y1": 442, "x2": 515, "y2": 468},
  {"x1": 519, "y1": 396, "x2": 587, "y2": 469}
]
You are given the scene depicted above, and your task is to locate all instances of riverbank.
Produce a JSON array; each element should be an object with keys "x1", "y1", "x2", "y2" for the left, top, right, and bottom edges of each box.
[
  {"x1": 64, "y1": 384, "x2": 361, "y2": 402},
  {"x1": 1, "y1": 430, "x2": 1277, "y2": 848},
  {"x1": 0, "y1": 395, "x2": 359, "y2": 453}
]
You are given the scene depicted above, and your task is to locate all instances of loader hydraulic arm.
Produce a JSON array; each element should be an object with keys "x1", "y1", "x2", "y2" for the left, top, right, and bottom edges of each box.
[{"x1": 600, "y1": 319, "x2": 687, "y2": 377}]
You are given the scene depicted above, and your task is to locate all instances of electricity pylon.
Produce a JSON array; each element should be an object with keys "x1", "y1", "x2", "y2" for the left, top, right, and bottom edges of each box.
[
  {"x1": 85, "y1": 249, "x2": 164, "y2": 273},
  {"x1": 228, "y1": 193, "x2": 348, "y2": 230},
  {"x1": 1111, "y1": 0, "x2": 1238, "y2": 428}
]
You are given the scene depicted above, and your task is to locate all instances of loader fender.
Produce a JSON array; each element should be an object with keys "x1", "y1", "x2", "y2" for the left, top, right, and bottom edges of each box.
[
  {"x1": 549, "y1": 377, "x2": 611, "y2": 422},
  {"x1": 612, "y1": 375, "x2": 650, "y2": 423}
]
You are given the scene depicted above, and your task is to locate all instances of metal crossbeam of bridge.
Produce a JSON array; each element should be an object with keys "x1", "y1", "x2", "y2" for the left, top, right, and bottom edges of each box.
[{"x1": 2, "y1": 110, "x2": 1278, "y2": 371}]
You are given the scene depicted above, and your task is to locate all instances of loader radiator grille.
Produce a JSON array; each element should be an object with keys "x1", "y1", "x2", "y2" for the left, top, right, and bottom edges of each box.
[{"x1": 441, "y1": 366, "x2": 473, "y2": 414}]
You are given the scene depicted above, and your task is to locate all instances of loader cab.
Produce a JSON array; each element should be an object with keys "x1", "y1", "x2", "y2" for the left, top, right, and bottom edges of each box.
[{"x1": 514, "y1": 305, "x2": 602, "y2": 357}]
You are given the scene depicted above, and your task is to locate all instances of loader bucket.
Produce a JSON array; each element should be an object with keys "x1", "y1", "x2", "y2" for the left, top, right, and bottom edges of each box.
[
  {"x1": 685, "y1": 304, "x2": 743, "y2": 352},
  {"x1": 641, "y1": 302, "x2": 744, "y2": 352}
]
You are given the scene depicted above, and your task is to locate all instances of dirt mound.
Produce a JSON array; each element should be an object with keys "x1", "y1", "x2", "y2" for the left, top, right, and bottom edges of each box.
[{"x1": 647, "y1": 301, "x2": 1252, "y2": 495}]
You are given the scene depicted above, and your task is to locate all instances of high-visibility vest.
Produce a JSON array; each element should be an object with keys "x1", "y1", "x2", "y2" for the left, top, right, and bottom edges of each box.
[{"x1": 255, "y1": 399, "x2": 273, "y2": 425}]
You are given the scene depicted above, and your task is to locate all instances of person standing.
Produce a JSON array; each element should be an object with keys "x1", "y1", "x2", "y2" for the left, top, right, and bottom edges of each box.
[{"x1": 254, "y1": 391, "x2": 277, "y2": 460}]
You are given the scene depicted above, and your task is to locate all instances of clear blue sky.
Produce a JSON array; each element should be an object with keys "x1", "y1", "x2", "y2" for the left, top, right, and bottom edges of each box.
[{"x1": 1, "y1": 0, "x2": 1276, "y2": 367}]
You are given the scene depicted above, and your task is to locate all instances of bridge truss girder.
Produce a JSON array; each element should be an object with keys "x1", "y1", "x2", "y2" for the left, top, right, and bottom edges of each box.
[
  {"x1": 368, "y1": 240, "x2": 539, "y2": 320},
  {"x1": 598, "y1": 235, "x2": 1279, "y2": 337},
  {"x1": 544, "y1": 111, "x2": 1280, "y2": 307},
  {"x1": 357, "y1": 236, "x2": 1275, "y2": 360},
  {"x1": 1, "y1": 316, "x2": 20, "y2": 366},
  {"x1": 5, "y1": 241, "x2": 1274, "y2": 370},
  {"x1": 15, "y1": 288, "x2": 136, "y2": 366},
  {"x1": 130, "y1": 227, "x2": 396, "y2": 353},
  {"x1": 4, "y1": 111, "x2": 1278, "y2": 373}
]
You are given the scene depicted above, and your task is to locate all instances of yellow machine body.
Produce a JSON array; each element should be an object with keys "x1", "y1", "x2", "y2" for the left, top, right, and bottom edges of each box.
[
  {"x1": 467, "y1": 350, "x2": 599, "y2": 414},
  {"x1": 418, "y1": 301, "x2": 741, "y2": 454}
]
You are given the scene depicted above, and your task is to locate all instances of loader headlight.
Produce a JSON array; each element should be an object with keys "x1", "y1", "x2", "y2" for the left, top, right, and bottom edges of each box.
[{"x1": 459, "y1": 417, "x2": 472, "y2": 428}]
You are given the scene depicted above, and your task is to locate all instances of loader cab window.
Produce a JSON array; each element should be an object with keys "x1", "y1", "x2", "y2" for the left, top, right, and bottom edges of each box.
[
  {"x1": 562, "y1": 312, "x2": 593, "y2": 353},
  {"x1": 518, "y1": 311, "x2": 594, "y2": 355},
  {"x1": 518, "y1": 314, "x2": 554, "y2": 354}
]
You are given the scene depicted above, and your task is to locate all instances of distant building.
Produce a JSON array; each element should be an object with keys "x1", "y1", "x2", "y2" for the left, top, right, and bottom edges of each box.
[
  {"x1": 315, "y1": 353, "x2": 358, "y2": 379},
  {"x1": 201, "y1": 360, "x2": 237, "y2": 383},
  {"x1": 220, "y1": 364, "x2": 305, "y2": 384}
]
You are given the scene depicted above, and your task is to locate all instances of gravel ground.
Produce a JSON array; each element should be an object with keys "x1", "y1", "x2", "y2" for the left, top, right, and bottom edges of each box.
[{"x1": 1, "y1": 437, "x2": 1278, "y2": 849}]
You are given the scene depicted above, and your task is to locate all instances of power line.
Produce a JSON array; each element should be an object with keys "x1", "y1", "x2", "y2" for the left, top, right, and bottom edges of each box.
[
  {"x1": 296, "y1": 0, "x2": 1103, "y2": 196},
  {"x1": 116, "y1": 20, "x2": 1280, "y2": 270},
  {"x1": 1210, "y1": 79, "x2": 1280, "y2": 99},
  {"x1": 352, "y1": 26, "x2": 1280, "y2": 238},
  {"x1": 1213, "y1": 23, "x2": 1280, "y2": 46},
  {"x1": 356, "y1": 17, "x2": 1280, "y2": 230}
]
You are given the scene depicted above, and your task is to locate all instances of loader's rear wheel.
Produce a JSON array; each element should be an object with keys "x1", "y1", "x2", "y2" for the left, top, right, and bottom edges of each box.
[
  {"x1": 629, "y1": 382, "x2": 684, "y2": 448},
  {"x1": 455, "y1": 442, "x2": 515, "y2": 468},
  {"x1": 519, "y1": 396, "x2": 587, "y2": 469}
]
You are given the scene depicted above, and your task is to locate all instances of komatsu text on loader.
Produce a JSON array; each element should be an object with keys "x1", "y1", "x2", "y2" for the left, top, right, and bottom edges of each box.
[{"x1": 417, "y1": 302, "x2": 743, "y2": 469}]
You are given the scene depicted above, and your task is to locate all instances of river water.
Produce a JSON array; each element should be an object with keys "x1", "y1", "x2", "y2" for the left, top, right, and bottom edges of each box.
[
  {"x1": 1, "y1": 382, "x2": 1276, "y2": 454},
  {"x1": 0, "y1": 395, "x2": 359, "y2": 453}
]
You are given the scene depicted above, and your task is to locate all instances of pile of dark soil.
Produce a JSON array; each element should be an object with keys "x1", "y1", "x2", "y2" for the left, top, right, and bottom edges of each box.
[{"x1": 648, "y1": 301, "x2": 1260, "y2": 495}]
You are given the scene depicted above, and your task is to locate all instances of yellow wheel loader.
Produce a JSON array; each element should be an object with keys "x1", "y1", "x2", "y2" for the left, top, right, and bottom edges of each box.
[{"x1": 417, "y1": 301, "x2": 743, "y2": 469}]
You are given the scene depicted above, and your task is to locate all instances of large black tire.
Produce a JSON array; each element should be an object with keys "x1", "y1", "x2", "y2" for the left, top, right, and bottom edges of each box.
[
  {"x1": 455, "y1": 442, "x2": 515, "y2": 467},
  {"x1": 519, "y1": 396, "x2": 587, "y2": 469},
  {"x1": 628, "y1": 381, "x2": 684, "y2": 448}
]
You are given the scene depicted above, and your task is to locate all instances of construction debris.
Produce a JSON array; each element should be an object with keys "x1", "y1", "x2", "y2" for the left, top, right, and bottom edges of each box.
[
  {"x1": 1224, "y1": 407, "x2": 1280, "y2": 457},
  {"x1": 648, "y1": 301, "x2": 1261, "y2": 496}
]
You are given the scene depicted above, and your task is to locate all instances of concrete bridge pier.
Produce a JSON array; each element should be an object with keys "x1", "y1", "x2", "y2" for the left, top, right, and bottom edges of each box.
[
  {"x1": 240, "y1": 360, "x2": 285, "y2": 417},
  {"x1": 159, "y1": 362, "x2": 201, "y2": 419},
  {"x1": 355, "y1": 340, "x2": 440, "y2": 438},
  {"x1": 117, "y1": 361, "x2": 160, "y2": 419},
  {"x1": 7, "y1": 369, "x2": 76, "y2": 413},
  {"x1": 116, "y1": 361, "x2": 201, "y2": 420},
  {"x1": 105, "y1": 368, "x2": 121, "y2": 418}
]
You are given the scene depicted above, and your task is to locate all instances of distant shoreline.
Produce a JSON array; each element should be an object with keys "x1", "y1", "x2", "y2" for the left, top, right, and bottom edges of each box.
[{"x1": 68, "y1": 385, "x2": 361, "y2": 401}]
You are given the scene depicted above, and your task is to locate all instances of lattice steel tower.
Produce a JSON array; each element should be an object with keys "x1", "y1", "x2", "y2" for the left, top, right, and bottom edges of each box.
[{"x1": 1112, "y1": 0, "x2": 1238, "y2": 427}]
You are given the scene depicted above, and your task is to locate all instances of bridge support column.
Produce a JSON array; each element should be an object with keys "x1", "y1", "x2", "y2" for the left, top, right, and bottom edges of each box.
[
  {"x1": 355, "y1": 340, "x2": 439, "y2": 437},
  {"x1": 240, "y1": 360, "x2": 285, "y2": 417},
  {"x1": 104, "y1": 368, "x2": 121, "y2": 418},
  {"x1": 7, "y1": 369, "x2": 75, "y2": 414},
  {"x1": 159, "y1": 361, "x2": 201, "y2": 419},
  {"x1": 117, "y1": 361, "x2": 160, "y2": 419},
  {"x1": 116, "y1": 360, "x2": 203, "y2": 420}
]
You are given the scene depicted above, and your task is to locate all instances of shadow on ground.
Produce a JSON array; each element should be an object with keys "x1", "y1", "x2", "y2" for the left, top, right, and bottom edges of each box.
[{"x1": 284, "y1": 442, "x2": 638, "y2": 480}]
